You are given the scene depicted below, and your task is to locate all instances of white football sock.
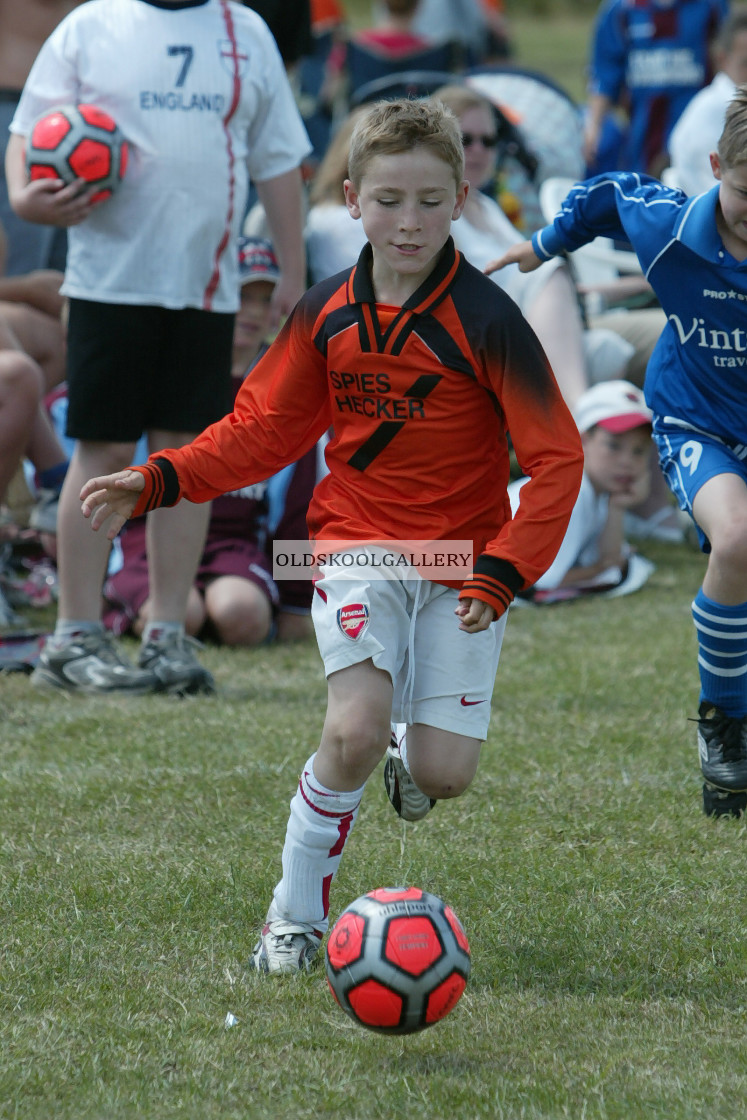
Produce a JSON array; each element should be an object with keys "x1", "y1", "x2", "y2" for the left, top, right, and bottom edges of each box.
[
  {"x1": 394, "y1": 723, "x2": 411, "y2": 773},
  {"x1": 52, "y1": 620, "x2": 103, "y2": 645},
  {"x1": 267, "y1": 754, "x2": 365, "y2": 934}
]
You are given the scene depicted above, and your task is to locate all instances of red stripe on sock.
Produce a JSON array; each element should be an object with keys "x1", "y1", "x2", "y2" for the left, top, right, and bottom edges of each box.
[
  {"x1": 321, "y1": 873, "x2": 332, "y2": 918},
  {"x1": 299, "y1": 777, "x2": 359, "y2": 820},
  {"x1": 329, "y1": 811, "x2": 354, "y2": 858}
]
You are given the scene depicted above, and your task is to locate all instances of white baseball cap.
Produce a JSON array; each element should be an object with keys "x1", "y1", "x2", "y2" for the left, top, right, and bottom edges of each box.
[{"x1": 573, "y1": 380, "x2": 653, "y2": 434}]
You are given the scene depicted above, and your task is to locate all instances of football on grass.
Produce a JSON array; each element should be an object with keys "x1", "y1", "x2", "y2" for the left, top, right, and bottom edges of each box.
[
  {"x1": 25, "y1": 103, "x2": 128, "y2": 203},
  {"x1": 325, "y1": 886, "x2": 471, "y2": 1035}
]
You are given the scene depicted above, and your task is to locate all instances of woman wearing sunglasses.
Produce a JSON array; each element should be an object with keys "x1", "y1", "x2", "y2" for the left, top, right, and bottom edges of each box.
[{"x1": 434, "y1": 83, "x2": 604, "y2": 407}]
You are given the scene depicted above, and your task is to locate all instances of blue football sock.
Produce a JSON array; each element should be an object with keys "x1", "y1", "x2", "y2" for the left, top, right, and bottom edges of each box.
[{"x1": 692, "y1": 589, "x2": 747, "y2": 717}]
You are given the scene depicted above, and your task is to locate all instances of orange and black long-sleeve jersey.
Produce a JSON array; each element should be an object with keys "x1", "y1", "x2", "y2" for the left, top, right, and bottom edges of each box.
[{"x1": 132, "y1": 239, "x2": 583, "y2": 617}]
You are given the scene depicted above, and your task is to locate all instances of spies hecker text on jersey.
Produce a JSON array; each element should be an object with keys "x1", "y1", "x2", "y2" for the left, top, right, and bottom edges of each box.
[{"x1": 329, "y1": 370, "x2": 430, "y2": 420}]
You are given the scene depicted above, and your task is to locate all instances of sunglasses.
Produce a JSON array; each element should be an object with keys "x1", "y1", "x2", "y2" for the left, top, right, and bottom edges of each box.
[{"x1": 461, "y1": 133, "x2": 498, "y2": 148}]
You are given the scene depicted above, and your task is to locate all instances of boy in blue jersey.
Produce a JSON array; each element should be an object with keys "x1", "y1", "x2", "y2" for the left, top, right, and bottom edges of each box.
[{"x1": 486, "y1": 87, "x2": 747, "y2": 817}]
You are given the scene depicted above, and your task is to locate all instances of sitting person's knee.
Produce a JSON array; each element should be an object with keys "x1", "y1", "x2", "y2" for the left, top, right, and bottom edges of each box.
[{"x1": 213, "y1": 606, "x2": 272, "y2": 647}]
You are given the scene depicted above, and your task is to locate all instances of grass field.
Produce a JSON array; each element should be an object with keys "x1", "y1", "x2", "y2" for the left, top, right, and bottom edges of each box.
[{"x1": 4, "y1": 537, "x2": 747, "y2": 1119}]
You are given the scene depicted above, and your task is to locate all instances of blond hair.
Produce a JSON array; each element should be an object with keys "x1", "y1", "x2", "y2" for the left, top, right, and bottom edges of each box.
[
  {"x1": 718, "y1": 85, "x2": 747, "y2": 167},
  {"x1": 347, "y1": 97, "x2": 464, "y2": 188}
]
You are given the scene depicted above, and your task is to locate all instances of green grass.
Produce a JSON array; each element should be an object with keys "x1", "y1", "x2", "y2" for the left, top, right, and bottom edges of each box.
[
  {"x1": 4, "y1": 539, "x2": 747, "y2": 1118},
  {"x1": 509, "y1": 11, "x2": 595, "y2": 103}
]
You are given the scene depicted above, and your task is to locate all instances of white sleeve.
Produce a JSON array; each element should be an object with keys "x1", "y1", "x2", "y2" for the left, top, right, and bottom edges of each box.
[
  {"x1": 242, "y1": 18, "x2": 312, "y2": 181},
  {"x1": 529, "y1": 475, "x2": 608, "y2": 589},
  {"x1": 10, "y1": 21, "x2": 79, "y2": 135}
]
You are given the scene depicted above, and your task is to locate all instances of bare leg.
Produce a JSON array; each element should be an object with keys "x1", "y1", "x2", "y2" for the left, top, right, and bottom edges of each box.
[
  {"x1": 56, "y1": 440, "x2": 136, "y2": 621},
  {"x1": 405, "y1": 722, "x2": 482, "y2": 801},
  {"x1": 263, "y1": 659, "x2": 392, "y2": 939},
  {"x1": 0, "y1": 349, "x2": 41, "y2": 500},
  {"x1": 145, "y1": 502, "x2": 211, "y2": 622},
  {"x1": 132, "y1": 587, "x2": 206, "y2": 638},
  {"x1": 145, "y1": 429, "x2": 211, "y2": 624},
  {"x1": 0, "y1": 300, "x2": 66, "y2": 390},
  {"x1": 25, "y1": 403, "x2": 67, "y2": 473},
  {"x1": 526, "y1": 267, "x2": 588, "y2": 408},
  {"x1": 314, "y1": 659, "x2": 394, "y2": 790},
  {"x1": 694, "y1": 474, "x2": 747, "y2": 606}
]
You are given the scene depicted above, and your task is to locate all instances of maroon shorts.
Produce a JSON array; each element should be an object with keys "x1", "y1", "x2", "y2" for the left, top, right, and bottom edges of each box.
[{"x1": 102, "y1": 519, "x2": 279, "y2": 636}]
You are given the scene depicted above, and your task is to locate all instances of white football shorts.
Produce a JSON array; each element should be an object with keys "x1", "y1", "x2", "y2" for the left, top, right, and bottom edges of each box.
[{"x1": 311, "y1": 557, "x2": 507, "y2": 738}]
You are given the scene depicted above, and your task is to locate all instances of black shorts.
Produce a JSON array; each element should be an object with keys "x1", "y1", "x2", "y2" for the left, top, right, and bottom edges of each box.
[{"x1": 65, "y1": 298, "x2": 235, "y2": 441}]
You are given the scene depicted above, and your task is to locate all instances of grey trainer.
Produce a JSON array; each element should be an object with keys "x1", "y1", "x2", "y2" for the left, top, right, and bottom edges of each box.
[
  {"x1": 138, "y1": 631, "x2": 215, "y2": 696},
  {"x1": 383, "y1": 733, "x2": 436, "y2": 821},
  {"x1": 31, "y1": 630, "x2": 157, "y2": 694},
  {"x1": 248, "y1": 921, "x2": 321, "y2": 975}
]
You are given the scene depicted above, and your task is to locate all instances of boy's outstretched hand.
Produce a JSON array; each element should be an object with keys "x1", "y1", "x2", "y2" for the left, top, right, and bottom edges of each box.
[
  {"x1": 483, "y1": 240, "x2": 543, "y2": 276},
  {"x1": 80, "y1": 469, "x2": 145, "y2": 540}
]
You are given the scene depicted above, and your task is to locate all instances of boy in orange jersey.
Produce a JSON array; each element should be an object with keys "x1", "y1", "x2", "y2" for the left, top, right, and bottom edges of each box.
[{"x1": 79, "y1": 98, "x2": 583, "y2": 975}]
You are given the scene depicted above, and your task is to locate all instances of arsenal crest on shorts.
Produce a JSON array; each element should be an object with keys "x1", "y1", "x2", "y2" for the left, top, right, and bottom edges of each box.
[{"x1": 337, "y1": 603, "x2": 369, "y2": 640}]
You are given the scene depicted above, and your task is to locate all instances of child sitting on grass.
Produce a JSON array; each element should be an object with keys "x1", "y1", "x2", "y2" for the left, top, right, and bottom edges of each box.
[{"x1": 509, "y1": 379, "x2": 656, "y2": 604}]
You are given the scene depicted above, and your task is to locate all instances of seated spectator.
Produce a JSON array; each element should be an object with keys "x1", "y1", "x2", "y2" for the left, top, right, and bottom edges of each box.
[
  {"x1": 444, "y1": 84, "x2": 680, "y2": 541},
  {"x1": 432, "y1": 85, "x2": 679, "y2": 540},
  {"x1": 0, "y1": 220, "x2": 68, "y2": 540},
  {"x1": 435, "y1": 84, "x2": 599, "y2": 401},
  {"x1": 509, "y1": 381, "x2": 656, "y2": 604},
  {"x1": 0, "y1": 262, "x2": 66, "y2": 391},
  {"x1": 463, "y1": 68, "x2": 584, "y2": 235},
  {"x1": 667, "y1": 6, "x2": 747, "y2": 195},
  {"x1": 0, "y1": 318, "x2": 65, "y2": 625}
]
